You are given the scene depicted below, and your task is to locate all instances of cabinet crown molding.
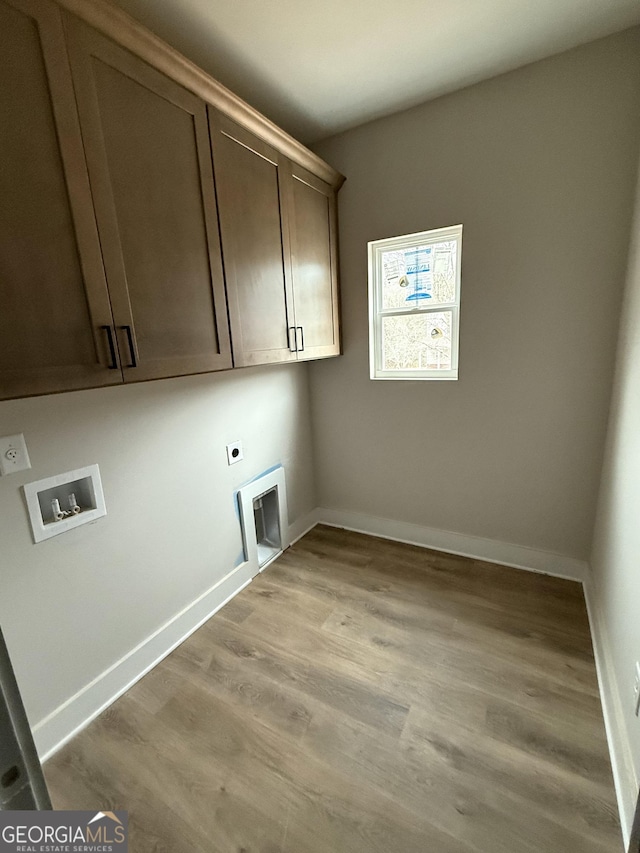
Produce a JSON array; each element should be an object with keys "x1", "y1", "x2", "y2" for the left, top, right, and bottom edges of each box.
[{"x1": 55, "y1": 0, "x2": 345, "y2": 189}]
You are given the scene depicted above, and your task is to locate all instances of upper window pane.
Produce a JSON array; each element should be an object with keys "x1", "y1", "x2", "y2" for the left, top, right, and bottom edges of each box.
[{"x1": 381, "y1": 240, "x2": 457, "y2": 309}]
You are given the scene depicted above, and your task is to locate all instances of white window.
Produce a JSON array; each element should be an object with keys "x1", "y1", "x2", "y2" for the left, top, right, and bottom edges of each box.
[{"x1": 368, "y1": 225, "x2": 463, "y2": 380}]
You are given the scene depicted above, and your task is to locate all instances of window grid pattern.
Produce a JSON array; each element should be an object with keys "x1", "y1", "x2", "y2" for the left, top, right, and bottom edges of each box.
[{"x1": 368, "y1": 225, "x2": 462, "y2": 380}]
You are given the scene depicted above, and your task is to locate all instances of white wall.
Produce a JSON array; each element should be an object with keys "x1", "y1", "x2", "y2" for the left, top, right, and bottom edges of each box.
[
  {"x1": 0, "y1": 364, "x2": 315, "y2": 745},
  {"x1": 591, "y1": 163, "x2": 640, "y2": 836},
  {"x1": 311, "y1": 29, "x2": 640, "y2": 562}
]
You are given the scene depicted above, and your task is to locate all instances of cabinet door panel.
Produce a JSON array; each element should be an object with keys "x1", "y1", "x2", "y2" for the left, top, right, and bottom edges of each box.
[
  {"x1": 286, "y1": 165, "x2": 341, "y2": 360},
  {"x1": 0, "y1": 0, "x2": 120, "y2": 400},
  {"x1": 209, "y1": 111, "x2": 295, "y2": 367},
  {"x1": 65, "y1": 16, "x2": 232, "y2": 382}
]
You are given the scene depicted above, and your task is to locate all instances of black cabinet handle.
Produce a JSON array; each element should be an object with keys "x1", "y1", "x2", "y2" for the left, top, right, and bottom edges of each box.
[
  {"x1": 288, "y1": 326, "x2": 298, "y2": 353},
  {"x1": 296, "y1": 326, "x2": 304, "y2": 352},
  {"x1": 120, "y1": 325, "x2": 137, "y2": 368},
  {"x1": 100, "y1": 325, "x2": 118, "y2": 369}
]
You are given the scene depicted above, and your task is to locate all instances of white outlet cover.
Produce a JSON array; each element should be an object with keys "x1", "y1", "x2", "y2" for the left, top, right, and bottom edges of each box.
[
  {"x1": 226, "y1": 441, "x2": 243, "y2": 465},
  {"x1": 0, "y1": 433, "x2": 31, "y2": 476}
]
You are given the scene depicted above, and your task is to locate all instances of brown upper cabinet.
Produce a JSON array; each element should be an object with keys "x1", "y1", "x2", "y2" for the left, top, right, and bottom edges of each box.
[
  {"x1": 209, "y1": 111, "x2": 296, "y2": 367},
  {"x1": 0, "y1": 0, "x2": 120, "y2": 400},
  {"x1": 210, "y1": 111, "x2": 340, "y2": 366},
  {"x1": 0, "y1": 0, "x2": 343, "y2": 401},
  {"x1": 285, "y1": 164, "x2": 340, "y2": 361},
  {"x1": 63, "y1": 15, "x2": 232, "y2": 382}
]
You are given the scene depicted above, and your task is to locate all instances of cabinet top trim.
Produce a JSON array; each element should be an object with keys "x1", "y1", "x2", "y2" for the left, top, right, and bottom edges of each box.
[{"x1": 56, "y1": 0, "x2": 345, "y2": 190}]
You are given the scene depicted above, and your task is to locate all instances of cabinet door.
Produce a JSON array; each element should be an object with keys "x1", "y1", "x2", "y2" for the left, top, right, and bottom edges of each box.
[
  {"x1": 209, "y1": 110, "x2": 296, "y2": 367},
  {"x1": 64, "y1": 16, "x2": 232, "y2": 383},
  {"x1": 0, "y1": 0, "x2": 120, "y2": 401},
  {"x1": 285, "y1": 164, "x2": 341, "y2": 361}
]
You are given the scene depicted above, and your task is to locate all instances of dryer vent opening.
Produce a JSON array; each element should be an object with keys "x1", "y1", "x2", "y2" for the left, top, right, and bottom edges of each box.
[
  {"x1": 237, "y1": 466, "x2": 288, "y2": 573},
  {"x1": 253, "y1": 487, "x2": 281, "y2": 568}
]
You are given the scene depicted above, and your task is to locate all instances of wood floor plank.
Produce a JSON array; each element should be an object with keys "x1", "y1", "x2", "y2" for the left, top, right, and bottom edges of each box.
[
  {"x1": 154, "y1": 679, "x2": 470, "y2": 853},
  {"x1": 298, "y1": 700, "x2": 615, "y2": 853},
  {"x1": 45, "y1": 524, "x2": 622, "y2": 852},
  {"x1": 271, "y1": 548, "x2": 595, "y2": 659},
  {"x1": 292, "y1": 527, "x2": 588, "y2": 613},
  {"x1": 321, "y1": 601, "x2": 599, "y2": 695},
  {"x1": 203, "y1": 614, "x2": 411, "y2": 737},
  {"x1": 402, "y1": 705, "x2": 619, "y2": 844},
  {"x1": 225, "y1": 587, "x2": 605, "y2": 730},
  {"x1": 165, "y1": 634, "x2": 315, "y2": 741},
  {"x1": 45, "y1": 720, "x2": 218, "y2": 853},
  {"x1": 483, "y1": 699, "x2": 613, "y2": 783}
]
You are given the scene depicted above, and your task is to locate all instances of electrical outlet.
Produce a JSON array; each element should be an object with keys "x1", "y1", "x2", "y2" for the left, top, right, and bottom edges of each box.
[
  {"x1": 226, "y1": 440, "x2": 243, "y2": 466},
  {"x1": 634, "y1": 662, "x2": 640, "y2": 718},
  {"x1": 0, "y1": 434, "x2": 31, "y2": 476}
]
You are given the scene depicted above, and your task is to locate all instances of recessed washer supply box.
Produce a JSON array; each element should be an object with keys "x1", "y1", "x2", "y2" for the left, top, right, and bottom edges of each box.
[{"x1": 23, "y1": 464, "x2": 107, "y2": 543}]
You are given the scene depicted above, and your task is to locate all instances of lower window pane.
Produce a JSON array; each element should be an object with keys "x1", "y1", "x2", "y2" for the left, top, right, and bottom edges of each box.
[{"x1": 382, "y1": 312, "x2": 453, "y2": 371}]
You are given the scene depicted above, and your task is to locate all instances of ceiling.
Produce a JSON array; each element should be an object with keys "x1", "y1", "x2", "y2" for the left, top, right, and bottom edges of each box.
[{"x1": 111, "y1": 0, "x2": 640, "y2": 144}]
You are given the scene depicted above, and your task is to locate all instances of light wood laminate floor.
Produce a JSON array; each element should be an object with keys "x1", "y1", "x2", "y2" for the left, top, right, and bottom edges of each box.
[{"x1": 45, "y1": 525, "x2": 621, "y2": 852}]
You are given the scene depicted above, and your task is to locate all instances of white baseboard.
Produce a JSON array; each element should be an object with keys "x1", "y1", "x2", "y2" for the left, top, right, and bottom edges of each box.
[
  {"x1": 288, "y1": 508, "x2": 320, "y2": 546},
  {"x1": 35, "y1": 560, "x2": 256, "y2": 762},
  {"x1": 315, "y1": 507, "x2": 589, "y2": 582},
  {"x1": 583, "y1": 578, "x2": 638, "y2": 851}
]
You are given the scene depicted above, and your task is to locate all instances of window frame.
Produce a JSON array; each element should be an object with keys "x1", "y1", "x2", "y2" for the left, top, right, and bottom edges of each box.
[{"x1": 368, "y1": 224, "x2": 463, "y2": 380}]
